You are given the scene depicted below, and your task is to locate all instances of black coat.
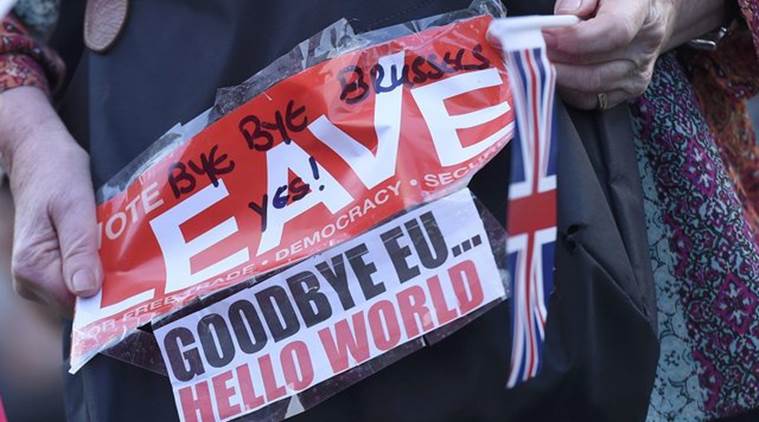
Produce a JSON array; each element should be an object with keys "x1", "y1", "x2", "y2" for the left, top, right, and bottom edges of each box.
[{"x1": 55, "y1": 0, "x2": 658, "y2": 420}]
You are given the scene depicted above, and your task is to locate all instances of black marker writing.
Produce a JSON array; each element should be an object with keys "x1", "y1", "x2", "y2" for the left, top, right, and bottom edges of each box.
[
  {"x1": 168, "y1": 145, "x2": 235, "y2": 199},
  {"x1": 238, "y1": 100, "x2": 308, "y2": 152},
  {"x1": 248, "y1": 157, "x2": 316, "y2": 232},
  {"x1": 338, "y1": 45, "x2": 491, "y2": 105}
]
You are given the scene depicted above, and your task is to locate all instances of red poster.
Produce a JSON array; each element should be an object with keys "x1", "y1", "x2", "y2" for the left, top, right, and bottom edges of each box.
[{"x1": 71, "y1": 14, "x2": 514, "y2": 372}]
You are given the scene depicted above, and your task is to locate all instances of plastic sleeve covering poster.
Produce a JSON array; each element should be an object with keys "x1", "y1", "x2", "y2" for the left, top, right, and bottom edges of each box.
[
  {"x1": 155, "y1": 189, "x2": 507, "y2": 421},
  {"x1": 70, "y1": 8, "x2": 516, "y2": 373},
  {"x1": 72, "y1": 3, "x2": 523, "y2": 421}
]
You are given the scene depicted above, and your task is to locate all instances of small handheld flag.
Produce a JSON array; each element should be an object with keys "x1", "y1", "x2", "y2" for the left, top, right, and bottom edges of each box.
[{"x1": 488, "y1": 15, "x2": 578, "y2": 387}]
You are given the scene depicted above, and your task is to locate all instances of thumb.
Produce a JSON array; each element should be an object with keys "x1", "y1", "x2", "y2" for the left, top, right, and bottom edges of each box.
[
  {"x1": 554, "y1": 0, "x2": 597, "y2": 17},
  {"x1": 54, "y1": 193, "x2": 103, "y2": 298}
]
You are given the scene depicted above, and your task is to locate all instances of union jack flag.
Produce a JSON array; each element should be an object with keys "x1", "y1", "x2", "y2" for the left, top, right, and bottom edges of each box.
[{"x1": 504, "y1": 45, "x2": 558, "y2": 387}]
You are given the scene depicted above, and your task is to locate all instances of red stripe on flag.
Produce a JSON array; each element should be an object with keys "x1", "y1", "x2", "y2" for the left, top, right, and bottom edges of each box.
[
  {"x1": 524, "y1": 234, "x2": 536, "y2": 376},
  {"x1": 507, "y1": 191, "x2": 557, "y2": 234},
  {"x1": 525, "y1": 52, "x2": 541, "y2": 194}
]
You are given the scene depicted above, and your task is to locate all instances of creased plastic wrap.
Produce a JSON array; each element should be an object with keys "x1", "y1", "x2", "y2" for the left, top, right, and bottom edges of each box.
[
  {"x1": 153, "y1": 189, "x2": 508, "y2": 421},
  {"x1": 70, "y1": 0, "x2": 513, "y2": 395}
]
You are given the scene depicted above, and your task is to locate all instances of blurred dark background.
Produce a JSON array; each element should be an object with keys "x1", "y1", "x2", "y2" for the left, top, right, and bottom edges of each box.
[{"x1": 0, "y1": 180, "x2": 66, "y2": 421}]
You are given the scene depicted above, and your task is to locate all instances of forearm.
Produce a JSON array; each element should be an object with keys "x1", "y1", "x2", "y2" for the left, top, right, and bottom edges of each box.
[{"x1": 665, "y1": 0, "x2": 728, "y2": 51}]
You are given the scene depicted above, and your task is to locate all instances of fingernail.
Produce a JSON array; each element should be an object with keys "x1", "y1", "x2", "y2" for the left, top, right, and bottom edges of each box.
[
  {"x1": 71, "y1": 269, "x2": 97, "y2": 294},
  {"x1": 555, "y1": 0, "x2": 583, "y2": 13}
]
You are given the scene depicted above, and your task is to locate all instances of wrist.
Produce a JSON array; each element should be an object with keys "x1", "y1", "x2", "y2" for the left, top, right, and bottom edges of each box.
[
  {"x1": 0, "y1": 86, "x2": 69, "y2": 174},
  {"x1": 656, "y1": 0, "x2": 681, "y2": 54}
]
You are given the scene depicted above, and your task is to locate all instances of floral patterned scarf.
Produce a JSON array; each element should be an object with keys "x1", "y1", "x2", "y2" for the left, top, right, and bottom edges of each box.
[{"x1": 639, "y1": 16, "x2": 759, "y2": 419}]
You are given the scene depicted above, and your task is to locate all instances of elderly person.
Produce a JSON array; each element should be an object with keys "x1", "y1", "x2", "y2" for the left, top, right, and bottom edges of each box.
[{"x1": 1, "y1": 0, "x2": 758, "y2": 421}]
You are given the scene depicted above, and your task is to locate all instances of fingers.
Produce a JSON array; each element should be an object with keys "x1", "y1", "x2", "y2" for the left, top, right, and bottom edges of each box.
[
  {"x1": 558, "y1": 86, "x2": 629, "y2": 110},
  {"x1": 9, "y1": 132, "x2": 100, "y2": 314},
  {"x1": 554, "y1": 60, "x2": 649, "y2": 97},
  {"x1": 544, "y1": 0, "x2": 649, "y2": 65},
  {"x1": 11, "y1": 211, "x2": 76, "y2": 312},
  {"x1": 554, "y1": 0, "x2": 598, "y2": 18},
  {"x1": 55, "y1": 201, "x2": 102, "y2": 298},
  {"x1": 13, "y1": 278, "x2": 74, "y2": 317},
  {"x1": 51, "y1": 148, "x2": 103, "y2": 298},
  {"x1": 546, "y1": 0, "x2": 659, "y2": 107}
]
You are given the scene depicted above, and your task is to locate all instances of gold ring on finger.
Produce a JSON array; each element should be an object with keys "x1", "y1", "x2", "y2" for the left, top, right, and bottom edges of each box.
[{"x1": 597, "y1": 92, "x2": 609, "y2": 111}]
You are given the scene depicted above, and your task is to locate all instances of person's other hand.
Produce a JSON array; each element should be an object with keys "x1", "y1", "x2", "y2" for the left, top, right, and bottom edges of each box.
[
  {"x1": 544, "y1": 0, "x2": 678, "y2": 110},
  {"x1": 0, "y1": 86, "x2": 102, "y2": 314}
]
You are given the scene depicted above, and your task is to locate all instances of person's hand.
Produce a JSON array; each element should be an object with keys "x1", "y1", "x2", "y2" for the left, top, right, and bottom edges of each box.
[
  {"x1": 544, "y1": 0, "x2": 677, "y2": 110},
  {"x1": 545, "y1": 0, "x2": 726, "y2": 110},
  {"x1": 0, "y1": 86, "x2": 102, "y2": 314}
]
